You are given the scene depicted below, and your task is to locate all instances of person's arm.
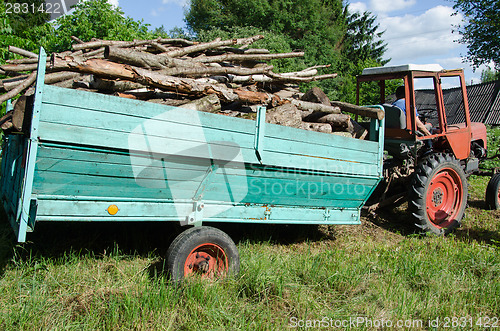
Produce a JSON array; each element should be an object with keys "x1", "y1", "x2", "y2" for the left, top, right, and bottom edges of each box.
[{"x1": 416, "y1": 117, "x2": 432, "y2": 136}]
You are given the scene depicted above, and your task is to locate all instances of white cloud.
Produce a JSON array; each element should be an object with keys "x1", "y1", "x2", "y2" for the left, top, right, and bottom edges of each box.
[
  {"x1": 435, "y1": 57, "x2": 467, "y2": 70},
  {"x1": 150, "y1": 7, "x2": 166, "y2": 17},
  {"x1": 380, "y1": 6, "x2": 463, "y2": 64},
  {"x1": 162, "y1": 0, "x2": 189, "y2": 6},
  {"x1": 370, "y1": 0, "x2": 416, "y2": 13},
  {"x1": 348, "y1": 2, "x2": 368, "y2": 14},
  {"x1": 107, "y1": 0, "x2": 119, "y2": 8}
]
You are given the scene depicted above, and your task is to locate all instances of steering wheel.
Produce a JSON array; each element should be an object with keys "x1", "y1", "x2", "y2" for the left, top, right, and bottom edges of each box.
[{"x1": 418, "y1": 108, "x2": 438, "y2": 123}]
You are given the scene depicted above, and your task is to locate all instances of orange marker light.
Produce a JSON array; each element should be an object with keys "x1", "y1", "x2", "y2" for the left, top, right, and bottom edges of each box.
[{"x1": 107, "y1": 204, "x2": 119, "y2": 215}]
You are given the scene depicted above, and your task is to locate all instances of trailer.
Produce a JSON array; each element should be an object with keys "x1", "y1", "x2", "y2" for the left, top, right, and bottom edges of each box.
[{"x1": 0, "y1": 49, "x2": 385, "y2": 280}]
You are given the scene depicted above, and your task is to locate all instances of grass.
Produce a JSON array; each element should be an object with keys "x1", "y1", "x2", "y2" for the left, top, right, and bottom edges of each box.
[
  {"x1": 0, "y1": 180, "x2": 498, "y2": 330},
  {"x1": 0, "y1": 129, "x2": 499, "y2": 330}
]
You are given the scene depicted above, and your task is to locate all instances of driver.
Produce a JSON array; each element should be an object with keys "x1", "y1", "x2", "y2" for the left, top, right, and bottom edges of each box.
[{"x1": 393, "y1": 86, "x2": 432, "y2": 136}]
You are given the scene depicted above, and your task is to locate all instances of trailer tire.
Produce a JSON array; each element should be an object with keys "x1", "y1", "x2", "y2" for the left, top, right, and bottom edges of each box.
[
  {"x1": 409, "y1": 154, "x2": 467, "y2": 235},
  {"x1": 166, "y1": 226, "x2": 239, "y2": 282},
  {"x1": 486, "y1": 173, "x2": 500, "y2": 210}
]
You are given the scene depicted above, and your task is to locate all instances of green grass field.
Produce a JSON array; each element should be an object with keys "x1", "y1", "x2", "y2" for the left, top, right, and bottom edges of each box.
[{"x1": 0, "y1": 129, "x2": 499, "y2": 330}]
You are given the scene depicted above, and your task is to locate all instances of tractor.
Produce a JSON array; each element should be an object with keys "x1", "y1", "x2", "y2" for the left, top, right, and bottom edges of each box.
[{"x1": 356, "y1": 64, "x2": 498, "y2": 234}]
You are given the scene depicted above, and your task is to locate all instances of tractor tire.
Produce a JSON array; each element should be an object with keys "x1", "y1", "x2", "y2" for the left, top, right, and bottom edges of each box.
[
  {"x1": 486, "y1": 173, "x2": 500, "y2": 210},
  {"x1": 166, "y1": 226, "x2": 239, "y2": 282},
  {"x1": 408, "y1": 154, "x2": 468, "y2": 235}
]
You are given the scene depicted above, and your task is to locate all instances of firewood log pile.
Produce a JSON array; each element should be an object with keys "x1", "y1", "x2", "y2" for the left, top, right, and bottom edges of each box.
[{"x1": 0, "y1": 35, "x2": 383, "y2": 138}]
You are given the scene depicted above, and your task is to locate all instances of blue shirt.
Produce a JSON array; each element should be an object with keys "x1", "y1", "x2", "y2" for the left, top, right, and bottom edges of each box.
[{"x1": 392, "y1": 98, "x2": 419, "y2": 116}]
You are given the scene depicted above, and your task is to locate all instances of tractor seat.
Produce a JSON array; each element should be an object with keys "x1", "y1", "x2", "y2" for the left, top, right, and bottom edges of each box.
[{"x1": 383, "y1": 104, "x2": 406, "y2": 129}]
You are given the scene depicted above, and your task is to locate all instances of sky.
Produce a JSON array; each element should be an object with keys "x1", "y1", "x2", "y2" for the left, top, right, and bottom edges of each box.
[{"x1": 110, "y1": 0, "x2": 488, "y2": 87}]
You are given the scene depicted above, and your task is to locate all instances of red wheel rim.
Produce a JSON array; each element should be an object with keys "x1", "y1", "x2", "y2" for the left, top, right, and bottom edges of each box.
[
  {"x1": 426, "y1": 168, "x2": 463, "y2": 228},
  {"x1": 184, "y1": 243, "x2": 228, "y2": 278}
]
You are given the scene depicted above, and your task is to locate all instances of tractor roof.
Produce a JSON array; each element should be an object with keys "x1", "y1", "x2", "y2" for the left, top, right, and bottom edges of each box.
[{"x1": 361, "y1": 64, "x2": 445, "y2": 76}]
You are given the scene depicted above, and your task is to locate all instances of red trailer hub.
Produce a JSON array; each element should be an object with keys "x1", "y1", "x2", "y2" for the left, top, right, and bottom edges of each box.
[{"x1": 184, "y1": 243, "x2": 229, "y2": 277}]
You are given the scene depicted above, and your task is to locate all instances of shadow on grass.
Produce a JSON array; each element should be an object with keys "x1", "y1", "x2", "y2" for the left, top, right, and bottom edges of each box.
[
  {"x1": 365, "y1": 199, "x2": 500, "y2": 246},
  {"x1": 455, "y1": 227, "x2": 500, "y2": 247},
  {"x1": 455, "y1": 200, "x2": 500, "y2": 246},
  {"x1": 467, "y1": 199, "x2": 488, "y2": 209},
  {"x1": 0, "y1": 201, "x2": 330, "y2": 279},
  {"x1": 363, "y1": 204, "x2": 420, "y2": 237},
  {"x1": 147, "y1": 222, "x2": 330, "y2": 278},
  {"x1": 0, "y1": 206, "x2": 17, "y2": 277}
]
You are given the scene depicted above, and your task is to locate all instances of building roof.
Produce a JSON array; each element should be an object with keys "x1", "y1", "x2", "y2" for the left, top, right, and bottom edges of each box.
[{"x1": 414, "y1": 80, "x2": 500, "y2": 126}]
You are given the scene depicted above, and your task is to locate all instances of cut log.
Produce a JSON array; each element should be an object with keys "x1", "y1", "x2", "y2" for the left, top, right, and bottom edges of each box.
[
  {"x1": 51, "y1": 57, "x2": 285, "y2": 106},
  {"x1": 195, "y1": 51, "x2": 305, "y2": 63},
  {"x1": 275, "y1": 88, "x2": 302, "y2": 100},
  {"x1": 332, "y1": 132, "x2": 353, "y2": 138},
  {"x1": 317, "y1": 113, "x2": 351, "y2": 129},
  {"x1": 166, "y1": 65, "x2": 273, "y2": 78},
  {"x1": 266, "y1": 103, "x2": 303, "y2": 129},
  {"x1": 301, "y1": 87, "x2": 330, "y2": 106},
  {"x1": 1, "y1": 75, "x2": 28, "y2": 91},
  {"x1": 90, "y1": 77, "x2": 146, "y2": 92},
  {"x1": 179, "y1": 94, "x2": 221, "y2": 113},
  {"x1": 0, "y1": 71, "x2": 37, "y2": 105},
  {"x1": 304, "y1": 112, "x2": 350, "y2": 128},
  {"x1": 72, "y1": 38, "x2": 161, "y2": 51},
  {"x1": 8, "y1": 46, "x2": 37, "y2": 58},
  {"x1": 267, "y1": 72, "x2": 337, "y2": 82},
  {"x1": 115, "y1": 91, "x2": 155, "y2": 100},
  {"x1": 301, "y1": 122, "x2": 332, "y2": 133},
  {"x1": 289, "y1": 99, "x2": 341, "y2": 114},
  {"x1": 0, "y1": 111, "x2": 13, "y2": 130},
  {"x1": 105, "y1": 46, "x2": 197, "y2": 69},
  {"x1": 165, "y1": 35, "x2": 264, "y2": 58},
  {"x1": 157, "y1": 38, "x2": 198, "y2": 46},
  {"x1": 53, "y1": 79, "x2": 77, "y2": 89},
  {"x1": 71, "y1": 36, "x2": 85, "y2": 44},
  {"x1": 12, "y1": 95, "x2": 27, "y2": 131},
  {"x1": 350, "y1": 119, "x2": 368, "y2": 140},
  {"x1": 51, "y1": 56, "x2": 136, "y2": 80},
  {"x1": 150, "y1": 41, "x2": 170, "y2": 53},
  {"x1": 7, "y1": 57, "x2": 49, "y2": 64},
  {"x1": 1, "y1": 63, "x2": 39, "y2": 72},
  {"x1": 2, "y1": 72, "x2": 81, "y2": 91},
  {"x1": 82, "y1": 48, "x2": 105, "y2": 58},
  {"x1": 331, "y1": 100, "x2": 384, "y2": 120},
  {"x1": 45, "y1": 72, "x2": 83, "y2": 84},
  {"x1": 218, "y1": 47, "x2": 270, "y2": 54}
]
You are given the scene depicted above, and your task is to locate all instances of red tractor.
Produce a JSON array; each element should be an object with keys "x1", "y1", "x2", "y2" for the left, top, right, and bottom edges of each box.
[{"x1": 356, "y1": 64, "x2": 496, "y2": 234}]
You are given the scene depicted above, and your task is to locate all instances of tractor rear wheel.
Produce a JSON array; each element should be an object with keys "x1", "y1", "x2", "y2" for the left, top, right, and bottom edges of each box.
[
  {"x1": 409, "y1": 154, "x2": 467, "y2": 235},
  {"x1": 486, "y1": 173, "x2": 500, "y2": 210},
  {"x1": 166, "y1": 226, "x2": 240, "y2": 282}
]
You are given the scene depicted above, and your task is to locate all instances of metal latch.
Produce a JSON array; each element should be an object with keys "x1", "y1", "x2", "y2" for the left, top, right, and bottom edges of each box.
[{"x1": 187, "y1": 201, "x2": 204, "y2": 226}]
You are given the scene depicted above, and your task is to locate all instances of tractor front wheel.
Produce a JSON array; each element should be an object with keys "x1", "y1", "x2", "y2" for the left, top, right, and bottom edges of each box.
[
  {"x1": 486, "y1": 173, "x2": 500, "y2": 210},
  {"x1": 409, "y1": 154, "x2": 468, "y2": 235}
]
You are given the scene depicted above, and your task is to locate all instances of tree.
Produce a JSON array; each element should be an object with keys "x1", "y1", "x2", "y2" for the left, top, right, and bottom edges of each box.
[
  {"x1": 24, "y1": 0, "x2": 154, "y2": 53},
  {"x1": 480, "y1": 67, "x2": 499, "y2": 83},
  {"x1": 342, "y1": 7, "x2": 387, "y2": 66},
  {"x1": 4, "y1": 0, "x2": 49, "y2": 36},
  {"x1": 0, "y1": 0, "x2": 47, "y2": 61},
  {"x1": 0, "y1": 0, "x2": 159, "y2": 119},
  {"x1": 453, "y1": 0, "x2": 500, "y2": 69},
  {"x1": 184, "y1": 0, "x2": 388, "y2": 103}
]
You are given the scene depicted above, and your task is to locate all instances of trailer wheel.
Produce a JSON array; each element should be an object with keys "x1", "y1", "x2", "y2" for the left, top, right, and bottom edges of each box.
[
  {"x1": 486, "y1": 173, "x2": 500, "y2": 210},
  {"x1": 409, "y1": 154, "x2": 467, "y2": 235},
  {"x1": 166, "y1": 226, "x2": 239, "y2": 282}
]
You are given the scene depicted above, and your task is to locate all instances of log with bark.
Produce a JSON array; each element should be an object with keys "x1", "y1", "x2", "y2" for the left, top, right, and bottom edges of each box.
[{"x1": 0, "y1": 37, "x2": 373, "y2": 140}]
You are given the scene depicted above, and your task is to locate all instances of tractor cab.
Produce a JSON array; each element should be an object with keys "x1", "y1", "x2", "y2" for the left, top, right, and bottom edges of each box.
[{"x1": 356, "y1": 64, "x2": 487, "y2": 163}]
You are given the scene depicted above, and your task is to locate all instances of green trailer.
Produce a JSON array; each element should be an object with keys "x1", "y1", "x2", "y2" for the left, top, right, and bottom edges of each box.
[{"x1": 1, "y1": 49, "x2": 385, "y2": 280}]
